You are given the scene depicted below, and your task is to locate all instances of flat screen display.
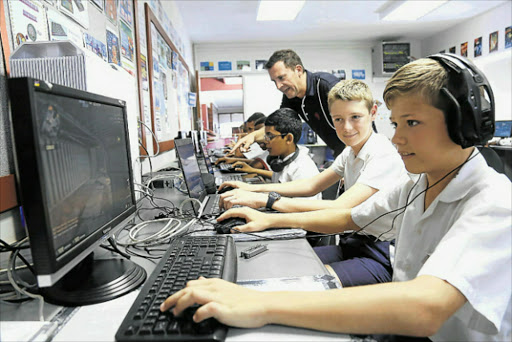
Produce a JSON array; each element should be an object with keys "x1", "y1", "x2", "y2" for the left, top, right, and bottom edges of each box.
[
  {"x1": 494, "y1": 120, "x2": 512, "y2": 138},
  {"x1": 34, "y1": 92, "x2": 133, "y2": 258},
  {"x1": 174, "y1": 139, "x2": 206, "y2": 200}
]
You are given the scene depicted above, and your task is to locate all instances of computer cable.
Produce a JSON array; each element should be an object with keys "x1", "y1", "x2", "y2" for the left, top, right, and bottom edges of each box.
[
  {"x1": 178, "y1": 198, "x2": 202, "y2": 216},
  {"x1": 137, "y1": 119, "x2": 160, "y2": 157}
]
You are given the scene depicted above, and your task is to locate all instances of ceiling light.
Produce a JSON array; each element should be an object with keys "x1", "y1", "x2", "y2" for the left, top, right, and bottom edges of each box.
[
  {"x1": 379, "y1": 0, "x2": 449, "y2": 21},
  {"x1": 257, "y1": 0, "x2": 305, "y2": 21}
]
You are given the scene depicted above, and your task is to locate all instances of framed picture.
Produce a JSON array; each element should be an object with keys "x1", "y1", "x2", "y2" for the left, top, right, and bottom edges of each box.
[
  {"x1": 489, "y1": 31, "x2": 499, "y2": 53},
  {"x1": 474, "y1": 37, "x2": 482, "y2": 57},
  {"x1": 449, "y1": 46, "x2": 456, "y2": 54},
  {"x1": 460, "y1": 42, "x2": 468, "y2": 57},
  {"x1": 505, "y1": 26, "x2": 511, "y2": 49}
]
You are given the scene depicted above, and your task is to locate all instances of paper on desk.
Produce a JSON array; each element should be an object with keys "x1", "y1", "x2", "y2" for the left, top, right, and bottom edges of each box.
[
  {"x1": 237, "y1": 274, "x2": 341, "y2": 291},
  {"x1": 0, "y1": 321, "x2": 58, "y2": 342},
  {"x1": 230, "y1": 275, "x2": 349, "y2": 341}
]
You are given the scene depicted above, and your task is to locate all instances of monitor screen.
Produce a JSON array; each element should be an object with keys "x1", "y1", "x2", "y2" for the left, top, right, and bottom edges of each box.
[
  {"x1": 494, "y1": 120, "x2": 512, "y2": 138},
  {"x1": 8, "y1": 78, "x2": 144, "y2": 306},
  {"x1": 174, "y1": 138, "x2": 206, "y2": 201},
  {"x1": 201, "y1": 143, "x2": 215, "y2": 175}
]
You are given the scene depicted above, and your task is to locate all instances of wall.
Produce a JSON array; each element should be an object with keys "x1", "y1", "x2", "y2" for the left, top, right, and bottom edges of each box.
[
  {"x1": 194, "y1": 40, "x2": 422, "y2": 139},
  {"x1": 421, "y1": 1, "x2": 512, "y2": 121},
  {"x1": 0, "y1": 0, "x2": 193, "y2": 243}
]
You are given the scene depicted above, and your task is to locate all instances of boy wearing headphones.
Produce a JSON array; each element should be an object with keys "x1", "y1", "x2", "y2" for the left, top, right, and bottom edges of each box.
[
  {"x1": 230, "y1": 108, "x2": 321, "y2": 195},
  {"x1": 161, "y1": 55, "x2": 511, "y2": 341}
]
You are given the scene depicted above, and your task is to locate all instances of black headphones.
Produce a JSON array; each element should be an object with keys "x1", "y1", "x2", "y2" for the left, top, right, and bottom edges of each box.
[
  {"x1": 267, "y1": 148, "x2": 300, "y2": 172},
  {"x1": 427, "y1": 53, "x2": 495, "y2": 148}
]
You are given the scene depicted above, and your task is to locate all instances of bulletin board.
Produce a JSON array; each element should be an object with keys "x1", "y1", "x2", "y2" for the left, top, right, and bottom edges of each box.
[{"x1": 138, "y1": 3, "x2": 192, "y2": 154}]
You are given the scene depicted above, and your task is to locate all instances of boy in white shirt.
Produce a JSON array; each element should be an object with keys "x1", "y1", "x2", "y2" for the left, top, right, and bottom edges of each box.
[
  {"x1": 219, "y1": 80, "x2": 406, "y2": 286},
  {"x1": 161, "y1": 54, "x2": 511, "y2": 341},
  {"x1": 227, "y1": 108, "x2": 320, "y2": 191}
]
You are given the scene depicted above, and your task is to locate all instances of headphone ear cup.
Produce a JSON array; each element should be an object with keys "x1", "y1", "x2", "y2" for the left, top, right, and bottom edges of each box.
[
  {"x1": 267, "y1": 155, "x2": 284, "y2": 172},
  {"x1": 439, "y1": 87, "x2": 464, "y2": 146}
]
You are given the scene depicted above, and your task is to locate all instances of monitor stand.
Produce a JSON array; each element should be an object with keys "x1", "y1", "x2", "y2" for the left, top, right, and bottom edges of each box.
[{"x1": 40, "y1": 244, "x2": 146, "y2": 306}]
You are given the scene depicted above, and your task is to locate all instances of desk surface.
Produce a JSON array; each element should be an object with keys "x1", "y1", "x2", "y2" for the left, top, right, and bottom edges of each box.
[{"x1": 0, "y1": 184, "x2": 350, "y2": 342}]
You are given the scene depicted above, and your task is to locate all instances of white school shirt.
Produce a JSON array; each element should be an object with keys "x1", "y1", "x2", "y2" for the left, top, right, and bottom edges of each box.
[
  {"x1": 351, "y1": 149, "x2": 512, "y2": 341},
  {"x1": 271, "y1": 145, "x2": 321, "y2": 200},
  {"x1": 329, "y1": 132, "x2": 406, "y2": 191},
  {"x1": 242, "y1": 143, "x2": 270, "y2": 169}
]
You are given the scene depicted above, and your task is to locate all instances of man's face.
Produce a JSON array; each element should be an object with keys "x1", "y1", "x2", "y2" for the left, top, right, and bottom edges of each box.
[
  {"x1": 330, "y1": 100, "x2": 376, "y2": 154},
  {"x1": 268, "y1": 61, "x2": 305, "y2": 99},
  {"x1": 264, "y1": 126, "x2": 288, "y2": 157},
  {"x1": 390, "y1": 94, "x2": 461, "y2": 179}
]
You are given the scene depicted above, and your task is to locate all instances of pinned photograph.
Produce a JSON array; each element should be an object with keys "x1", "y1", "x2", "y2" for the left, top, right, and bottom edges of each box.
[
  {"x1": 449, "y1": 46, "x2": 456, "y2": 53},
  {"x1": 474, "y1": 37, "x2": 482, "y2": 57},
  {"x1": 505, "y1": 26, "x2": 511, "y2": 49},
  {"x1": 460, "y1": 42, "x2": 468, "y2": 57},
  {"x1": 489, "y1": 31, "x2": 499, "y2": 53}
]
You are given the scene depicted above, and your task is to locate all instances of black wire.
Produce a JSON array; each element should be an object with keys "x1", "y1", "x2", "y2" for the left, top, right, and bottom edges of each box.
[{"x1": 139, "y1": 142, "x2": 153, "y2": 177}]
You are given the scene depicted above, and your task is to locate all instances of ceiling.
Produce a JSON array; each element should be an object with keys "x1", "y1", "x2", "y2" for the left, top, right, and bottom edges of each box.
[
  {"x1": 175, "y1": 0, "x2": 505, "y2": 44},
  {"x1": 175, "y1": 0, "x2": 506, "y2": 112}
]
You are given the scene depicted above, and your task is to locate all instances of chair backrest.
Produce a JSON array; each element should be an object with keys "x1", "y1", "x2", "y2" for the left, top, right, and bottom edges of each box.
[{"x1": 477, "y1": 146, "x2": 505, "y2": 174}]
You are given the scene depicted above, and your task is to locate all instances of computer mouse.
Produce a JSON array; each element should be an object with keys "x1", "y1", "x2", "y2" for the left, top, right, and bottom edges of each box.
[
  {"x1": 214, "y1": 217, "x2": 247, "y2": 234},
  {"x1": 217, "y1": 186, "x2": 235, "y2": 194}
]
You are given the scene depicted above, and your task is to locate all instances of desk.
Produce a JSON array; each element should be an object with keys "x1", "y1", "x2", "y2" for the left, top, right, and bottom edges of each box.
[{"x1": 0, "y1": 185, "x2": 349, "y2": 342}]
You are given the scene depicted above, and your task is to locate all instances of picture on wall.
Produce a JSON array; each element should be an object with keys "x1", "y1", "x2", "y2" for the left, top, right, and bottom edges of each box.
[
  {"x1": 237, "y1": 60, "x2": 251, "y2": 71},
  {"x1": 105, "y1": 0, "x2": 118, "y2": 24},
  {"x1": 460, "y1": 42, "x2": 468, "y2": 57},
  {"x1": 439, "y1": 49, "x2": 446, "y2": 53},
  {"x1": 200, "y1": 61, "x2": 214, "y2": 71},
  {"x1": 106, "y1": 28, "x2": 121, "y2": 66},
  {"x1": 489, "y1": 31, "x2": 499, "y2": 53},
  {"x1": 505, "y1": 26, "x2": 511, "y2": 49},
  {"x1": 474, "y1": 37, "x2": 482, "y2": 57},
  {"x1": 449, "y1": 46, "x2": 456, "y2": 53},
  {"x1": 255, "y1": 59, "x2": 267, "y2": 70}
]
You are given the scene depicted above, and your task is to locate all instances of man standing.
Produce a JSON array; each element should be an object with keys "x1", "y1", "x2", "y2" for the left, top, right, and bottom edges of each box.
[{"x1": 232, "y1": 49, "x2": 345, "y2": 157}]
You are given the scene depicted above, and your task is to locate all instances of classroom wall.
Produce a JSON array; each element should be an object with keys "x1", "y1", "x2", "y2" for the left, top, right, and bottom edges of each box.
[
  {"x1": 421, "y1": 1, "x2": 512, "y2": 121},
  {"x1": 194, "y1": 40, "x2": 422, "y2": 139}
]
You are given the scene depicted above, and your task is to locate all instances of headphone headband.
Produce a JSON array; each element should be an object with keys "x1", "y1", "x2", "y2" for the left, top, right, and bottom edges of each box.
[{"x1": 267, "y1": 148, "x2": 300, "y2": 172}]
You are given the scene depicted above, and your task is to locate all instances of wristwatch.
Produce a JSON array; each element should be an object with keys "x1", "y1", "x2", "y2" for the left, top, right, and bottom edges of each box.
[{"x1": 266, "y1": 191, "x2": 281, "y2": 210}]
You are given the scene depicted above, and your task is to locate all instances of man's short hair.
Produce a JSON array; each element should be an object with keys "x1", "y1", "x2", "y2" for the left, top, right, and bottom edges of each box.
[
  {"x1": 264, "y1": 49, "x2": 304, "y2": 71},
  {"x1": 328, "y1": 80, "x2": 375, "y2": 113},
  {"x1": 383, "y1": 58, "x2": 448, "y2": 110},
  {"x1": 253, "y1": 116, "x2": 266, "y2": 127},
  {"x1": 247, "y1": 112, "x2": 266, "y2": 123},
  {"x1": 265, "y1": 108, "x2": 302, "y2": 144}
]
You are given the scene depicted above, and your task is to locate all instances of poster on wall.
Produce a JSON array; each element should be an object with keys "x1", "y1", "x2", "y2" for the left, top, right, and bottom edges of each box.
[
  {"x1": 140, "y1": 54, "x2": 148, "y2": 90},
  {"x1": 106, "y1": 28, "x2": 121, "y2": 66},
  {"x1": 58, "y1": 0, "x2": 89, "y2": 29},
  {"x1": 505, "y1": 26, "x2": 511, "y2": 49},
  {"x1": 352, "y1": 69, "x2": 365, "y2": 80},
  {"x1": 255, "y1": 59, "x2": 267, "y2": 70},
  {"x1": 118, "y1": 0, "x2": 133, "y2": 27},
  {"x1": 119, "y1": 21, "x2": 135, "y2": 75},
  {"x1": 449, "y1": 46, "x2": 456, "y2": 53},
  {"x1": 47, "y1": 7, "x2": 83, "y2": 47},
  {"x1": 474, "y1": 37, "x2": 482, "y2": 57},
  {"x1": 200, "y1": 61, "x2": 214, "y2": 71},
  {"x1": 237, "y1": 60, "x2": 251, "y2": 71},
  {"x1": 7, "y1": 0, "x2": 49, "y2": 49},
  {"x1": 137, "y1": 0, "x2": 146, "y2": 49},
  {"x1": 84, "y1": 32, "x2": 107, "y2": 61},
  {"x1": 489, "y1": 31, "x2": 499, "y2": 53},
  {"x1": 105, "y1": 0, "x2": 118, "y2": 25},
  {"x1": 460, "y1": 42, "x2": 468, "y2": 57},
  {"x1": 439, "y1": 49, "x2": 445, "y2": 53},
  {"x1": 332, "y1": 69, "x2": 346, "y2": 80},
  {"x1": 218, "y1": 61, "x2": 232, "y2": 71}
]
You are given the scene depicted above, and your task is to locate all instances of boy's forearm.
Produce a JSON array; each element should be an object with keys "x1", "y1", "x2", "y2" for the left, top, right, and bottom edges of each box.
[
  {"x1": 272, "y1": 198, "x2": 338, "y2": 213},
  {"x1": 268, "y1": 208, "x2": 357, "y2": 233}
]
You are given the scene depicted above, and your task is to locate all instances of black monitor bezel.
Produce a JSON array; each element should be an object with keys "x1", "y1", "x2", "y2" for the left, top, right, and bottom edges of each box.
[
  {"x1": 174, "y1": 138, "x2": 207, "y2": 203},
  {"x1": 8, "y1": 77, "x2": 137, "y2": 283}
]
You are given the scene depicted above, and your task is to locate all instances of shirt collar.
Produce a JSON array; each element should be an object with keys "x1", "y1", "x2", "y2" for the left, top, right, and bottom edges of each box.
[{"x1": 349, "y1": 131, "x2": 376, "y2": 161}]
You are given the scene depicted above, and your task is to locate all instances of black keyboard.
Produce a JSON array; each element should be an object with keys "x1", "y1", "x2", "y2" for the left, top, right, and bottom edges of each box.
[{"x1": 115, "y1": 236, "x2": 237, "y2": 342}]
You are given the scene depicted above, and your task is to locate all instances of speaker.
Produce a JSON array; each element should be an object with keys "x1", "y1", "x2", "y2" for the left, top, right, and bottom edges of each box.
[
  {"x1": 201, "y1": 173, "x2": 216, "y2": 194},
  {"x1": 267, "y1": 148, "x2": 300, "y2": 172},
  {"x1": 428, "y1": 53, "x2": 495, "y2": 148}
]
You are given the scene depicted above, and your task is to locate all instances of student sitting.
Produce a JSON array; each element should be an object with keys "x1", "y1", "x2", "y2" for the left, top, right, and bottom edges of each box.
[
  {"x1": 230, "y1": 108, "x2": 321, "y2": 192},
  {"x1": 215, "y1": 116, "x2": 269, "y2": 170},
  {"x1": 161, "y1": 55, "x2": 511, "y2": 341},
  {"x1": 218, "y1": 79, "x2": 406, "y2": 286}
]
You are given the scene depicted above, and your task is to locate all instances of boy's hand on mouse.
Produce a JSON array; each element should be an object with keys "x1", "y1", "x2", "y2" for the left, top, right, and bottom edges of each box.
[
  {"x1": 232, "y1": 161, "x2": 253, "y2": 173},
  {"x1": 220, "y1": 189, "x2": 267, "y2": 210},
  {"x1": 160, "y1": 277, "x2": 269, "y2": 328},
  {"x1": 216, "y1": 207, "x2": 271, "y2": 233}
]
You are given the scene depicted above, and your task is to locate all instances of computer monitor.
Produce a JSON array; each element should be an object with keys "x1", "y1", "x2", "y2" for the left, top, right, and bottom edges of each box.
[
  {"x1": 494, "y1": 120, "x2": 512, "y2": 138},
  {"x1": 174, "y1": 138, "x2": 207, "y2": 203},
  {"x1": 8, "y1": 78, "x2": 146, "y2": 306}
]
